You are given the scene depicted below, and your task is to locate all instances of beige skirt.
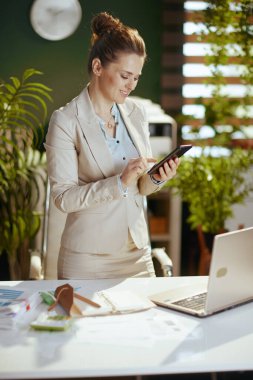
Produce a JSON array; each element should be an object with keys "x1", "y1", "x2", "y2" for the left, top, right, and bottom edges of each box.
[{"x1": 58, "y1": 233, "x2": 155, "y2": 279}]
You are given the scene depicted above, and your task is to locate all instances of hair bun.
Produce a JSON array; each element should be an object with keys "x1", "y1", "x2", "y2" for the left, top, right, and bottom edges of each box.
[
  {"x1": 87, "y1": 11, "x2": 146, "y2": 74},
  {"x1": 91, "y1": 12, "x2": 122, "y2": 38}
]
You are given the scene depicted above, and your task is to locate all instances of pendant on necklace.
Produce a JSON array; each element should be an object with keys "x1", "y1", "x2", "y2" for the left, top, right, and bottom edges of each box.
[
  {"x1": 106, "y1": 121, "x2": 114, "y2": 129},
  {"x1": 106, "y1": 114, "x2": 116, "y2": 129}
]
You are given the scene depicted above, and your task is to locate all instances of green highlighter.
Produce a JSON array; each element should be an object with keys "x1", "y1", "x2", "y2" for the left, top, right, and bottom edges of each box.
[
  {"x1": 39, "y1": 291, "x2": 56, "y2": 306},
  {"x1": 30, "y1": 312, "x2": 72, "y2": 331}
]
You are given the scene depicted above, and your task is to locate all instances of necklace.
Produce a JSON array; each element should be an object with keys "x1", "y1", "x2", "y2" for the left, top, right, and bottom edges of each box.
[
  {"x1": 106, "y1": 113, "x2": 115, "y2": 129},
  {"x1": 105, "y1": 107, "x2": 118, "y2": 129},
  {"x1": 96, "y1": 105, "x2": 118, "y2": 130}
]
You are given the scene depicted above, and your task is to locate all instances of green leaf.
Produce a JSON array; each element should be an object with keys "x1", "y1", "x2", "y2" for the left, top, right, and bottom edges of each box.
[
  {"x1": 10, "y1": 76, "x2": 20, "y2": 89},
  {"x1": 19, "y1": 87, "x2": 53, "y2": 102},
  {"x1": 16, "y1": 92, "x2": 49, "y2": 119},
  {"x1": 5, "y1": 83, "x2": 16, "y2": 94},
  {"x1": 23, "y1": 82, "x2": 52, "y2": 92},
  {"x1": 22, "y1": 68, "x2": 43, "y2": 81}
]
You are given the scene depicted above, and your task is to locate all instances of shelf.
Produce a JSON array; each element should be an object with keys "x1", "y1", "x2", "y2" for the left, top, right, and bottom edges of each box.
[
  {"x1": 146, "y1": 117, "x2": 181, "y2": 275},
  {"x1": 148, "y1": 189, "x2": 171, "y2": 200},
  {"x1": 150, "y1": 234, "x2": 171, "y2": 242}
]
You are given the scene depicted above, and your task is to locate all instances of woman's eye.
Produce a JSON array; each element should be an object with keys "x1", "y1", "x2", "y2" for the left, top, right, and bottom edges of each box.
[{"x1": 120, "y1": 74, "x2": 140, "y2": 82}]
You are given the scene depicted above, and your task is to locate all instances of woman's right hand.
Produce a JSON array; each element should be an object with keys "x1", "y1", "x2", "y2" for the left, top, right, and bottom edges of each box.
[{"x1": 120, "y1": 157, "x2": 156, "y2": 187}]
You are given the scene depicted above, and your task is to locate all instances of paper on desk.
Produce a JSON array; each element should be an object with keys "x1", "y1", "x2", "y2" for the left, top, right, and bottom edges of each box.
[
  {"x1": 0, "y1": 287, "x2": 42, "y2": 329},
  {"x1": 74, "y1": 308, "x2": 198, "y2": 347},
  {"x1": 73, "y1": 288, "x2": 155, "y2": 316}
]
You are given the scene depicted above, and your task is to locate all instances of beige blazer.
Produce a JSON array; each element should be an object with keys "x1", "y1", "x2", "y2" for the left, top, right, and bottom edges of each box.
[{"x1": 45, "y1": 87, "x2": 161, "y2": 254}]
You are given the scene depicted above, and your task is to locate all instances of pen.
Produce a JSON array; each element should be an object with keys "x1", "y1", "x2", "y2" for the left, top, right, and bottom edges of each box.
[{"x1": 74, "y1": 293, "x2": 101, "y2": 308}]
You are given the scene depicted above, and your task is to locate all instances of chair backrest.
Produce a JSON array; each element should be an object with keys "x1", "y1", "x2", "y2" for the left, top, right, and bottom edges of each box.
[{"x1": 43, "y1": 182, "x2": 66, "y2": 279}]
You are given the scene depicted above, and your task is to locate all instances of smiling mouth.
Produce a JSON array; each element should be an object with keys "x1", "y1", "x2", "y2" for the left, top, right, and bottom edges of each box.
[{"x1": 120, "y1": 90, "x2": 129, "y2": 96}]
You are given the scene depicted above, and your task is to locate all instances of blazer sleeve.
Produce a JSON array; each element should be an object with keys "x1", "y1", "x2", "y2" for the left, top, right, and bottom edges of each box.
[{"x1": 45, "y1": 110, "x2": 124, "y2": 213}]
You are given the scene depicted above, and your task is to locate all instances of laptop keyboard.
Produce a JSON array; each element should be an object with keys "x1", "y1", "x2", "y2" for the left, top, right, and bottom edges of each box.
[{"x1": 172, "y1": 292, "x2": 207, "y2": 311}]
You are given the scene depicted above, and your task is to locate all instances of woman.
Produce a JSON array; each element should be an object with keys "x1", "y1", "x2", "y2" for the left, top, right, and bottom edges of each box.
[{"x1": 45, "y1": 12, "x2": 179, "y2": 279}]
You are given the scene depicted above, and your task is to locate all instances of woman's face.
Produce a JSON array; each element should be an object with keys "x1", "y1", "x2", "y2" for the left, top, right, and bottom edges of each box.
[{"x1": 93, "y1": 52, "x2": 145, "y2": 104}]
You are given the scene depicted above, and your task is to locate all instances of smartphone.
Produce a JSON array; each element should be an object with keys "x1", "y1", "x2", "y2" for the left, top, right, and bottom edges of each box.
[{"x1": 147, "y1": 144, "x2": 192, "y2": 175}]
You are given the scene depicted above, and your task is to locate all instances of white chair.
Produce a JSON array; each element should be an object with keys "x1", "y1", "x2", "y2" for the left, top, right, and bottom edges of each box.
[
  {"x1": 151, "y1": 247, "x2": 173, "y2": 277},
  {"x1": 42, "y1": 189, "x2": 66, "y2": 279}
]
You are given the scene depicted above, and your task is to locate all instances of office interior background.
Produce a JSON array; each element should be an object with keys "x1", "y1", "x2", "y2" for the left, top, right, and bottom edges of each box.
[{"x1": 0, "y1": 0, "x2": 252, "y2": 280}]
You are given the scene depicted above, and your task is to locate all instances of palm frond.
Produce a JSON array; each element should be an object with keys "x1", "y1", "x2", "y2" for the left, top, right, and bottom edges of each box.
[{"x1": 0, "y1": 68, "x2": 52, "y2": 279}]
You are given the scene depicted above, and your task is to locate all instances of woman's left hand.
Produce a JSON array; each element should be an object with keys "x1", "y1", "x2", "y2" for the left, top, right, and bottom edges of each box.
[{"x1": 152, "y1": 157, "x2": 180, "y2": 182}]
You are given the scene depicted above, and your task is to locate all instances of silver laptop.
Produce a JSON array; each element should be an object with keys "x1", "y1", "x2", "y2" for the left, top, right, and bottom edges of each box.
[{"x1": 150, "y1": 227, "x2": 253, "y2": 317}]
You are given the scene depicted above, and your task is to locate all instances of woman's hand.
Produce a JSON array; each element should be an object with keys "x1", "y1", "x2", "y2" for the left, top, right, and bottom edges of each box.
[
  {"x1": 152, "y1": 157, "x2": 180, "y2": 183},
  {"x1": 120, "y1": 157, "x2": 156, "y2": 187}
]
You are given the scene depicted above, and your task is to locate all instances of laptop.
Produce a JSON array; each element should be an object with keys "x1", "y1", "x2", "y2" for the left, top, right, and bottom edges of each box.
[{"x1": 150, "y1": 227, "x2": 253, "y2": 317}]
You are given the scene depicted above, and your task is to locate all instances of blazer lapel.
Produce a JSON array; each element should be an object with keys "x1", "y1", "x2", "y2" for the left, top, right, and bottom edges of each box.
[
  {"x1": 75, "y1": 88, "x2": 116, "y2": 178},
  {"x1": 118, "y1": 103, "x2": 147, "y2": 157}
]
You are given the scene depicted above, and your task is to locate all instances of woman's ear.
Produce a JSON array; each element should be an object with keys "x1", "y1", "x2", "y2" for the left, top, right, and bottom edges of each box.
[{"x1": 92, "y1": 58, "x2": 102, "y2": 76}]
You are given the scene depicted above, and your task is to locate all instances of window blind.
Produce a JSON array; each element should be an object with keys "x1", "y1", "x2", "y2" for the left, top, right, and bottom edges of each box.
[{"x1": 161, "y1": 0, "x2": 253, "y2": 143}]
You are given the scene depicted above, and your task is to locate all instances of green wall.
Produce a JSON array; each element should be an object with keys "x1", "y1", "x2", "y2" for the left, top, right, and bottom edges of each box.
[{"x1": 0, "y1": 0, "x2": 162, "y2": 119}]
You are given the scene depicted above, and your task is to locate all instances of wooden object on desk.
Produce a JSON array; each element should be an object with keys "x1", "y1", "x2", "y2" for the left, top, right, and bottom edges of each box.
[{"x1": 48, "y1": 283, "x2": 101, "y2": 315}]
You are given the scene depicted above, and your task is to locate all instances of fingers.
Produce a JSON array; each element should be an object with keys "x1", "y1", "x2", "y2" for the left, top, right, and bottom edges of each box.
[
  {"x1": 129, "y1": 157, "x2": 149, "y2": 176},
  {"x1": 147, "y1": 158, "x2": 157, "y2": 163},
  {"x1": 121, "y1": 157, "x2": 161, "y2": 187},
  {"x1": 121, "y1": 157, "x2": 150, "y2": 186},
  {"x1": 153, "y1": 158, "x2": 180, "y2": 182},
  {"x1": 159, "y1": 160, "x2": 178, "y2": 181}
]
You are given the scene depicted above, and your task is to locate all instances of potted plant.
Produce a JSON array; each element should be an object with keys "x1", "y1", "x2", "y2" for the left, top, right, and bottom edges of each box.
[
  {"x1": 165, "y1": 147, "x2": 253, "y2": 275},
  {"x1": 171, "y1": 0, "x2": 253, "y2": 275},
  {"x1": 0, "y1": 68, "x2": 52, "y2": 280}
]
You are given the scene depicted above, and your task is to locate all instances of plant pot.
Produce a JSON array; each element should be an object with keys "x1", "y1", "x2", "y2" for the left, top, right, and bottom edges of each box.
[{"x1": 0, "y1": 250, "x2": 11, "y2": 280}]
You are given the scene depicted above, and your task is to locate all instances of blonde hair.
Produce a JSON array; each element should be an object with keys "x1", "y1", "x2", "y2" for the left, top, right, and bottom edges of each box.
[{"x1": 87, "y1": 12, "x2": 147, "y2": 74}]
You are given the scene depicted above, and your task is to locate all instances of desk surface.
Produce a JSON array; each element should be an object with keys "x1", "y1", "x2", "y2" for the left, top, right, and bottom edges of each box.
[{"x1": 0, "y1": 277, "x2": 253, "y2": 379}]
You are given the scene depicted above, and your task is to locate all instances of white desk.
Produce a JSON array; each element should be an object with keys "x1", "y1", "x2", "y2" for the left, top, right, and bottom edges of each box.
[{"x1": 0, "y1": 277, "x2": 253, "y2": 379}]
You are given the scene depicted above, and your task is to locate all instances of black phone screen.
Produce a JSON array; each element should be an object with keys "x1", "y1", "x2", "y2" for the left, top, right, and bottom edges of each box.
[{"x1": 147, "y1": 144, "x2": 192, "y2": 175}]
